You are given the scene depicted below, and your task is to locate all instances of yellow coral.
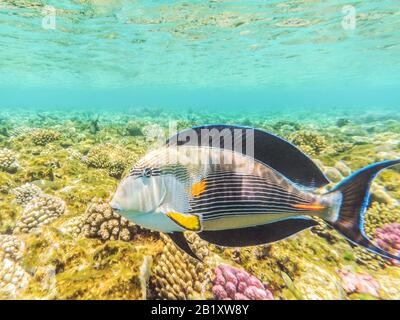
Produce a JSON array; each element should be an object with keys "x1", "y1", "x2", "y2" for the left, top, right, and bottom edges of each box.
[
  {"x1": 31, "y1": 129, "x2": 60, "y2": 146},
  {"x1": 150, "y1": 233, "x2": 212, "y2": 300},
  {"x1": 289, "y1": 131, "x2": 328, "y2": 156}
]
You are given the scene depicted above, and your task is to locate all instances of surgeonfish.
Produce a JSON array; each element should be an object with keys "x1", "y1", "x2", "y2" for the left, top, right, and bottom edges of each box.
[{"x1": 110, "y1": 125, "x2": 400, "y2": 262}]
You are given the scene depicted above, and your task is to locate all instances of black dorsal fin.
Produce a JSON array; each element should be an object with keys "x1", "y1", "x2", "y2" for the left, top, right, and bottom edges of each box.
[
  {"x1": 166, "y1": 124, "x2": 329, "y2": 188},
  {"x1": 198, "y1": 218, "x2": 318, "y2": 247}
]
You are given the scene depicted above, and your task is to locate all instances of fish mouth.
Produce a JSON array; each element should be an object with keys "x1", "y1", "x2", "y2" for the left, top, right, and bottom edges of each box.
[
  {"x1": 111, "y1": 178, "x2": 167, "y2": 216},
  {"x1": 110, "y1": 198, "x2": 123, "y2": 212}
]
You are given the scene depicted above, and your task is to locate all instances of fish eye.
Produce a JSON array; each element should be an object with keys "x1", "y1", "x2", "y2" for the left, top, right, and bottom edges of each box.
[{"x1": 142, "y1": 167, "x2": 152, "y2": 178}]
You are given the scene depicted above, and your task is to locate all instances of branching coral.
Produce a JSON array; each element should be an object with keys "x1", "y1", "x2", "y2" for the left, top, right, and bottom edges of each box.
[
  {"x1": 13, "y1": 194, "x2": 67, "y2": 234},
  {"x1": 0, "y1": 148, "x2": 19, "y2": 173},
  {"x1": 288, "y1": 131, "x2": 328, "y2": 156},
  {"x1": 150, "y1": 234, "x2": 211, "y2": 300}
]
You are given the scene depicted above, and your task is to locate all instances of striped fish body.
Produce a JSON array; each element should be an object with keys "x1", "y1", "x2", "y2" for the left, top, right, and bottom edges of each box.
[
  {"x1": 116, "y1": 144, "x2": 337, "y2": 232},
  {"x1": 112, "y1": 125, "x2": 400, "y2": 263}
]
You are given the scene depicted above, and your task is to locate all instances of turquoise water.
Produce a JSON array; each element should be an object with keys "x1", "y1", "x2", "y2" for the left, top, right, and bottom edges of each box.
[{"x1": 0, "y1": 0, "x2": 399, "y2": 111}]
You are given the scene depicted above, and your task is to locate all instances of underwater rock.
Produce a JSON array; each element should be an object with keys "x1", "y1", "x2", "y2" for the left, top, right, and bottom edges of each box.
[
  {"x1": 324, "y1": 167, "x2": 343, "y2": 183},
  {"x1": 19, "y1": 227, "x2": 160, "y2": 300},
  {"x1": 0, "y1": 148, "x2": 19, "y2": 173},
  {"x1": 125, "y1": 120, "x2": 145, "y2": 136},
  {"x1": 338, "y1": 269, "x2": 380, "y2": 297},
  {"x1": 374, "y1": 223, "x2": 400, "y2": 266},
  {"x1": 12, "y1": 183, "x2": 44, "y2": 206},
  {"x1": 275, "y1": 18, "x2": 310, "y2": 28},
  {"x1": 293, "y1": 264, "x2": 344, "y2": 300},
  {"x1": 13, "y1": 194, "x2": 67, "y2": 234},
  {"x1": 336, "y1": 118, "x2": 351, "y2": 128},
  {"x1": 31, "y1": 129, "x2": 60, "y2": 146},
  {"x1": 370, "y1": 183, "x2": 398, "y2": 206},
  {"x1": 271, "y1": 121, "x2": 302, "y2": 137},
  {"x1": 310, "y1": 218, "x2": 342, "y2": 244},
  {"x1": 150, "y1": 234, "x2": 212, "y2": 300},
  {"x1": 212, "y1": 264, "x2": 273, "y2": 300},
  {"x1": 335, "y1": 161, "x2": 352, "y2": 177},
  {"x1": 81, "y1": 197, "x2": 145, "y2": 241}
]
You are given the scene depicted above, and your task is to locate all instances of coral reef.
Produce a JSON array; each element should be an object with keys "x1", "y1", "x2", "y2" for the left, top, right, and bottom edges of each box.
[
  {"x1": 81, "y1": 197, "x2": 148, "y2": 241},
  {"x1": 288, "y1": 131, "x2": 328, "y2": 156},
  {"x1": 12, "y1": 183, "x2": 43, "y2": 206},
  {"x1": 150, "y1": 234, "x2": 212, "y2": 300},
  {"x1": 19, "y1": 228, "x2": 162, "y2": 300},
  {"x1": 0, "y1": 109, "x2": 399, "y2": 300},
  {"x1": 13, "y1": 194, "x2": 67, "y2": 234},
  {"x1": 30, "y1": 129, "x2": 60, "y2": 146},
  {"x1": 338, "y1": 269, "x2": 380, "y2": 298},
  {"x1": 125, "y1": 120, "x2": 145, "y2": 136},
  {"x1": 0, "y1": 235, "x2": 25, "y2": 262},
  {"x1": 0, "y1": 235, "x2": 30, "y2": 298},
  {"x1": 0, "y1": 148, "x2": 18, "y2": 173},
  {"x1": 374, "y1": 223, "x2": 400, "y2": 265},
  {"x1": 212, "y1": 264, "x2": 273, "y2": 300},
  {"x1": 364, "y1": 202, "x2": 400, "y2": 238},
  {"x1": 83, "y1": 143, "x2": 133, "y2": 178},
  {"x1": 353, "y1": 247, "x2": 387, "y2": 271}
]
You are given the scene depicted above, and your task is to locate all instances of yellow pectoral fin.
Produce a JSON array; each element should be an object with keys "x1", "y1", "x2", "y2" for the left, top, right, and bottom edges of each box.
[{"x1": 167, "y1": 212, "x2": 201, "y2": 232}]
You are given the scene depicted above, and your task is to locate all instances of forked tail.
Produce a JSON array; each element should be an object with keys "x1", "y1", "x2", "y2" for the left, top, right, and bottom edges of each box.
[{"x1": 326, "y1": 159, "x2": 400, "y2": 261}]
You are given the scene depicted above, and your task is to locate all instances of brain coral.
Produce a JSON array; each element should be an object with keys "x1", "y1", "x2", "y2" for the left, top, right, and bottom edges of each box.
[
  {"x1": 31, "y1": 129, "x2": 60, "y2": 146},
  {"x1": 12, "y1": 183, "x2": 44, "y2": 206},
  {"x1": 13, "y1": 194, "x2": 66, "y2": 234},
  {"x1": 0, "y1": 148, "x2": 19, "y2": 173},
  {"x1": 81, "y1": 197, "x2": 145, "y2": 241},
  {"x1": 212, "y1": 264, "x2": 274, "y2": 300},
  {"x1": 150, "y1": 234, "x2": 212, "y2": 300}
]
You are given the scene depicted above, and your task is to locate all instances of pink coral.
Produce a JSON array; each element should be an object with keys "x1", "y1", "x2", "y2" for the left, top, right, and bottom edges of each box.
[
  {"x1": 374, "y1": 223, "x2": 400, "y2": 265},
  {"x1": 338, "y1": 269, "x2": 380, "y2": 297},
  {"x1": 212, "y1": 264, "x2": 273, "y2": 300}
]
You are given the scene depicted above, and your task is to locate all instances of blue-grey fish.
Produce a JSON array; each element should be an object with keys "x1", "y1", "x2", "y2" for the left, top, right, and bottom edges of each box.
[{"x1": 111, "y1": 125, "x2": 400, "y2": 262}]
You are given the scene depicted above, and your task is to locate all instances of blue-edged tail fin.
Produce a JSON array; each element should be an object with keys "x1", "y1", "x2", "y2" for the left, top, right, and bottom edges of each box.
[{"x1": 326, "y1": 159, "x2": 400, "y2": 261}]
